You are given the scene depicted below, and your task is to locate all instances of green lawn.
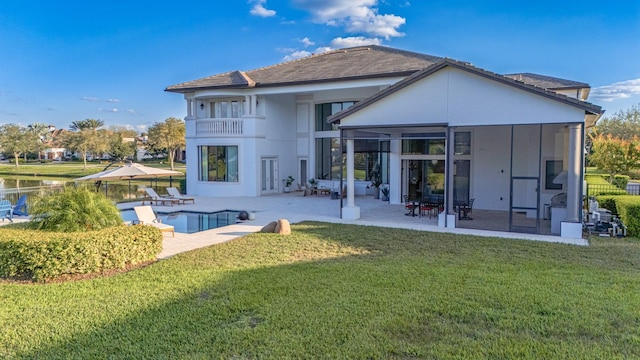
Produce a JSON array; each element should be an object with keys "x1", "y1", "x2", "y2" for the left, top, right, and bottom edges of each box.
[
  {"x1": 0, "y1": 161, "x2": 185, "y2": 180},
  {"x1": 1, "y1": 222, "x2": 639, "y2": 359}
]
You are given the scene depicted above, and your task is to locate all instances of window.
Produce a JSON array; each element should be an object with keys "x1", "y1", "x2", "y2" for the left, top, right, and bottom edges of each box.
[
  {"x1": 199, "y1": 146, "x2": 239, "y2": 182},
  {"x1": 315, "y1": 102, "x2": 354, "y2": 131},
  {"x1": 208, "y1": 99, "x2": 245, "y2": 118},
  {"x1": 315, "y1": 138, "x2": 384, "y2": 181},
  {"x1": 545, "y1": 160, "x2": 563, "y2": 190},
  {"x1": 402, "y1": 139, "x2": 446, "y2": 155},
  {"x1": 454, "y1": 132, "x2": 471, "y2": 155}
]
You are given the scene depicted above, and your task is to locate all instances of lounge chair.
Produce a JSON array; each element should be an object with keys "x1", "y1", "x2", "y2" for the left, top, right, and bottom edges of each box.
[
  {"x1": 12, "y1": 195, "x2": 28, "y2": 216},
  {"x1": 133, "y1": 205, "x2": 174, "y2": 237},
  {"x1": 165, "y1": 187, "x2": 195, "y2": 204},
  {"x1": 142, "y1": 188, "x2": 180, "y2": 206},
  {"x1": 0, "y1": 200, "x2": 13, "y2": 222}
]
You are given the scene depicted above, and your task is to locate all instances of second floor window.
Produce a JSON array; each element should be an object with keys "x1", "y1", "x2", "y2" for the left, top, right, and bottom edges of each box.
[{"x1": 209, "y1": 99, "x2": 245, "y2": 118}]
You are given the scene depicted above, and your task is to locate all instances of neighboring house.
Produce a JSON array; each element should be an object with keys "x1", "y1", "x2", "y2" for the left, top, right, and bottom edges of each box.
[{"x1": 165, "y1": 45, "x2": 603, "y2": 239}]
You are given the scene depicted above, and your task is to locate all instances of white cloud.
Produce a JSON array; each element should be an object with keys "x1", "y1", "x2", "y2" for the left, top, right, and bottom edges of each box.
[
  {"x1": 283, "y1": 50, "x2": 312, "y2": 61},
  {"x1": 314, "y1": 46, "x2": 333, "y2": 54},
  {"x1": 590, "y1": 79, "x2": 640, "y2": 102},
  {"x1": 98, "y1": 107, "x2": 119, "y2": 113},
  {"x1": 282, "y1": 46, "x2": 334, "y2": 61},
  {"x1": 125, "y1": 109, "x2": 144, "y2": 116},
  {"x1": 81, "y1": 96, "x2": 98, "y2": 101},
  {"x1": 249, "y1": 0, "x2": 276, "y2": 17},
  {"x1": 299, "y1": 37, "x2": 315, "y2": 47},
  {"x1": 293, "y1": 0, "x2": 406, "y2": 40},
  {"x1": 106, "y1": 98, "x2": 120, "y2": 103},
  {"x1": 330, "y1": 36, "x2": 382, "y2": 48},
  {"x1": 136, "y1": 124, "x2": 147, "y2": 132}
]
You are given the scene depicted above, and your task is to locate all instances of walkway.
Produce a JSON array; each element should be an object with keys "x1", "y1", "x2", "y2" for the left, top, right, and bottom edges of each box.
[{"x1": 118, "y1": 191, "x2": 587, "y2": 259}]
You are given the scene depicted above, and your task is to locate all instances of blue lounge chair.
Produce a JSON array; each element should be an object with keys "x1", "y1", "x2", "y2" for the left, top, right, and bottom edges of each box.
[
  {"x1": 0, "y1": 200, "x2": 13, "y2": 222},
  {"x1": 12, "y1": 195, "x2": 28, "y2": 216}
]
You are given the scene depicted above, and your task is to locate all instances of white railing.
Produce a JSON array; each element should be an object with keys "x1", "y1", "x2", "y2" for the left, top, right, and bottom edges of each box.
[{"x1": 196, "y1": 119, "x2": 243, "y2": 136}]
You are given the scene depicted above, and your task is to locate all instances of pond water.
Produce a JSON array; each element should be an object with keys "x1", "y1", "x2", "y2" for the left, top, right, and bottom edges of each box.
[
  {"x1": 0, "y1": 176, "x2": 180, "y2": 204},
  {"x1": 120, "y1": 210, "x2": 240, "y2": 234}
]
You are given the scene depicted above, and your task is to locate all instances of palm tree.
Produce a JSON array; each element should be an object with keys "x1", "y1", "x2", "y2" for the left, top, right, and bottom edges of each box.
[
  {"x1": 66, "y1": 119, "x2": 106, "y2": 169},
  {"x1": 28, "y1": 122, "x2": 52, "y2": 161},
  {"x1": 70, "y1": 119, "x2": 104, "y2": 131}
]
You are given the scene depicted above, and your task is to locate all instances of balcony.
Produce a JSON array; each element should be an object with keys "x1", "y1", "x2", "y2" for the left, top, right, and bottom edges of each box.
[
  {"x1": 192, "y1": 117, "x2": 265, "y2": 138},
  {"x1": 196, "y1": 119, "x2": 244, "y2": 135}
]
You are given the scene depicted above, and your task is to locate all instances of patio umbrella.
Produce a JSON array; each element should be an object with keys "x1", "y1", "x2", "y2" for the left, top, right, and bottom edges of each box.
[{"x1": 75, "y1": 163, "x2": 183, "y2": 198}]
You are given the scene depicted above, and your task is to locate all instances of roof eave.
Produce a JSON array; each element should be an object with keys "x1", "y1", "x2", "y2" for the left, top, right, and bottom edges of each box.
[{"x1": 165, "y1": 70, "x2": 420, "y2": 94}]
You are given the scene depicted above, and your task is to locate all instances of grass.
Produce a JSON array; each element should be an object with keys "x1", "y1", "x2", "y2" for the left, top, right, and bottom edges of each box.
[{"x1": 1, "y1": 222, "x2": 639, "y2": 359}]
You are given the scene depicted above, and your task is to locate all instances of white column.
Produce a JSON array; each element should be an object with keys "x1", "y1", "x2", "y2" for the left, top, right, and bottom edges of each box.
[
  {"x1": 565, "y1": 124, "x2": 581, "y2": 222},
  {"x1": 186, "y1": 99, "x2": 193, "y2": 118},
  {"x1": 342, "y1": 138, "x2": 360, "y2": 219},
  {"x1": 244, "y1": 95, "x2": 251, "y2": 115},
  {"x1": 250, "y1": 95, "x2": 257, "y2": 115}
]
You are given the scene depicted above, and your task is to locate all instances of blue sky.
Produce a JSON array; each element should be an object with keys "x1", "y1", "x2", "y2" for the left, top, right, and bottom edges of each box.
[{"x1": 1, "y1": 0, "x2": 639, "y2": 133}]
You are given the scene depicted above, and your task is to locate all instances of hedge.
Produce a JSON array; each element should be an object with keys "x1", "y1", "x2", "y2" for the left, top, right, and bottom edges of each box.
[
  {"x1": 595, "y1": 195, "x2": 640, "y2": 237},
  {"x1": 0, "y1": 225, "x2": 162, "y2": 282}
]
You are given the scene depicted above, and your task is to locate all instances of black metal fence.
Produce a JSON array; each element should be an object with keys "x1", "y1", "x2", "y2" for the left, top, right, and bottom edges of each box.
[{"x1": 586, "y1": 183, "x2": 640, "y2": 197}]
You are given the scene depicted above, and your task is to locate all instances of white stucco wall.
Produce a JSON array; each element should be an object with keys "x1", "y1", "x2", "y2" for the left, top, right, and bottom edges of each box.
[{"x1": 339, "y1": 67, "x2": 586, "y2": 127}]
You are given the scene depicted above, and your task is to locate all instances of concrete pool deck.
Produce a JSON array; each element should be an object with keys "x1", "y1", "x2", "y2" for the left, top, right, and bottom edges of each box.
[{"x1": 116, "y1": 191, "x2": 587, "y2": 259}]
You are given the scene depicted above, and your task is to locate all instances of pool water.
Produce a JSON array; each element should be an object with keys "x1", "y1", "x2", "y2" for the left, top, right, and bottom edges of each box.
[{"x1": 121, "y1": 210, "x2": 240, "y2": 234}]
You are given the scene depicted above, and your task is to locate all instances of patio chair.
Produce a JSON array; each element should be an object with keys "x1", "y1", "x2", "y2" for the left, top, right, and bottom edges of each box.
[
  {"x1": 165, "y1": 187, "x2": 195, "y2": 204},
  {"x1": 419, "y1": 201, "x2": 435, "y2": 218},
  {"x1": 133, "y1": 205, "x2": 174, "y2": 237},
  {"x1": 0, "y1": 200, "x2": 13, "y2": 222},
  {"x1": 403, "y1": 195, "x2": 416, "y2": 216},
  {"x1": 12, "y1": 195, "x2": 28, "y2": 216},
  {"x1": 142, "y1": 188, "x2": 180, "y2": 206},
  {"x1": 458, "y1": 198, "x2": 475, "y2": 220}
]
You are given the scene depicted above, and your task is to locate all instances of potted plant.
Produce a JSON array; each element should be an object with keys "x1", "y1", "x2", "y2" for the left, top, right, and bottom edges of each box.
[
  {"x1": 370, "y1": 162, "x2": 382, "y2": 199},
  {"x1": 283, "y1": 175, "x2": 295, "y2": 193},
  {"x1": 308, "y1": 178, "x2": 317, "y2": 189},
  {"x1": 380, "y1": 185, "x2": 390, "y2": 201}
]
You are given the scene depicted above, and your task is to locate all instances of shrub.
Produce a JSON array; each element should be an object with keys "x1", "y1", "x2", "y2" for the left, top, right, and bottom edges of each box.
[
  {"x1": 28, "y1": 185, "x2": 122, "y2": 232},
  {"x1": 0, "y1": 225, "x2": 162, "y2": 281},
  {"x1": 613, "y1": 174, "x2": 630, "y2": 190}
]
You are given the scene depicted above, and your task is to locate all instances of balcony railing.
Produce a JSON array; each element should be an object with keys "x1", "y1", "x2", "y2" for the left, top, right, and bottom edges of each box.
[{"x1": 196, "y1": 119, "x2": 243, "y2": 136}]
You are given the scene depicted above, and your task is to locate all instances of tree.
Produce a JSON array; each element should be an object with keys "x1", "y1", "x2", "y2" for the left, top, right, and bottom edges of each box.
[
  {"x1": 147, "y1": 117, "x2": 186, "y2": 170},
  {"x1": 593, "y1": 103, "x2": 640, "y2": 141},
  {"x1": 106, "y1": 126, "x2": 137, "y2": 161},
  {"x1": 588, "y1": 134, "x2": 640, "y2": 183},
  {"x1": 0, "y1": 124, "x2": 38, "y2": 167},
  {"x1": 62, "y1": 119, "x2": 107, "y2": 169},
  {"x1": 28, "y1": 122, "x2": 52, "y2": 161}
]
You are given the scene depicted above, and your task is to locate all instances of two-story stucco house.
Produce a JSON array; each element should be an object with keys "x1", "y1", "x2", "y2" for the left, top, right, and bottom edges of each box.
[{"x1": 165, "y1": 45, "x2": 603, "y2": 239}]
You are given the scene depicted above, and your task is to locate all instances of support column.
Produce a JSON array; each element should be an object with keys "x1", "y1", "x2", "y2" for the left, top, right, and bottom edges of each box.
[
  {"x1": 244, "y1": 95, "x2": 251, "y2": 115},
  {"x1": 566, "y1": 124, "x2": 581, "y2": 222},
  {"x1": 443, "y1": 126, "x2": 457, "y2": 228},
  {"x1": 561, "y1": 123, "x2": 583, "y2": 238},
  {"x1": 342, "y1": 139, "x2": 360, "y2": 219},
  {"x1": 250, "y1": 95, "x2": 257, "y2": 115}
]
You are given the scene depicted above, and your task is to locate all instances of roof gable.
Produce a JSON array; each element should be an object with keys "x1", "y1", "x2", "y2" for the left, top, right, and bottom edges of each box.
[{"x1": 329, "y1": 59, "x2": 602, "y2": 124}]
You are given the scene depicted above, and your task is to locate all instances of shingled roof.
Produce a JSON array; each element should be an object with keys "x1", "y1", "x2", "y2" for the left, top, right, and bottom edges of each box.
[
  {"x1": 504, "y1": 73, "x2": 589, "y2": 90},
  {"x1": 165, "y1": 46, "x2": 443, "y2": 92}
]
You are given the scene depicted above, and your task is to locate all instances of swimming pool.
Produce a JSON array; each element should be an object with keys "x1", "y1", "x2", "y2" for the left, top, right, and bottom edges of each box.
[{"x1": 121, "y1": 210, "x2": 240, "y2": 234}]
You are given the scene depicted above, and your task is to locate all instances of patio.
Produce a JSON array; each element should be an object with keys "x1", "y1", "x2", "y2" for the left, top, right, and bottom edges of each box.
[{"x1": 117, "y1": 191, "x2": 587, "y2": 258}]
